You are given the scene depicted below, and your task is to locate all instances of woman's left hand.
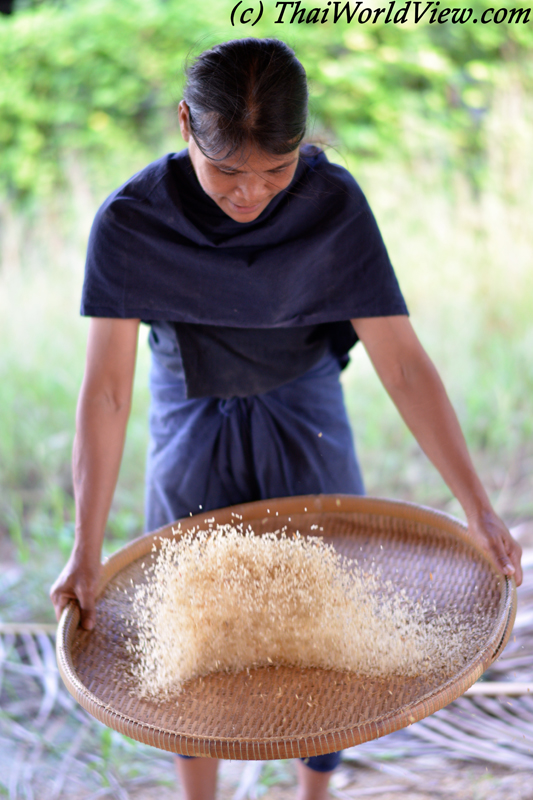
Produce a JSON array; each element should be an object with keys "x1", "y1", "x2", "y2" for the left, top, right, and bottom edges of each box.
[
  {"x1": 467, "y1": 509, "x2": 523, "y2": 586},
  {"x1": 351, "y1": 315, "x2": 523, "y2": 588}
]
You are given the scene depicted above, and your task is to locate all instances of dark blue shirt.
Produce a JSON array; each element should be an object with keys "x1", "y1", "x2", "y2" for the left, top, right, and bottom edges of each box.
[{"x1": 82, "y1": 146, "x2": 407, "y2": 398}]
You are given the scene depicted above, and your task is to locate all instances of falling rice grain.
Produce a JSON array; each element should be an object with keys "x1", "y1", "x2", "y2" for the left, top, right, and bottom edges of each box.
[{"x1": 127, "y1": 524, "x2": 489, "y2": 697}]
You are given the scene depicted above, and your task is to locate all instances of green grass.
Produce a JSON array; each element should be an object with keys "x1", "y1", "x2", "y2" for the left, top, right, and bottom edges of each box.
[
  {"x1": 1, "y1": 95, "x2": 532, "y2": 622},
  {"x1": 340, "y1": 96, "x2": 533, "y2": 518},
  {"x1": 0, "y1": 237, "x2": 151, "y2": 620}
]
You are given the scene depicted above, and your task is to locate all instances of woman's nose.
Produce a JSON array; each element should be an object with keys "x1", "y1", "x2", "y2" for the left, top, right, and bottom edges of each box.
[{"x1": 235, "y1": 175, "x2": 268, "y2": 203}]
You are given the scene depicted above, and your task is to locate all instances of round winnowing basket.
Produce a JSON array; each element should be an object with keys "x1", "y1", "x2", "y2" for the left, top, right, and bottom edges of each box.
[{"x1": 56, "y1": 495, "x2": 516, "y2": 759}]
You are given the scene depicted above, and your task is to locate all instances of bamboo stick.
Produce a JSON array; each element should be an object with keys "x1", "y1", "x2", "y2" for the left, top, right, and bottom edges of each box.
[
  {"x1": 465, "y1": 682, "x2": 533, "y2": 696},
  {"x1": 0, "y1": 623, "x2": 57, "y2": 635}
]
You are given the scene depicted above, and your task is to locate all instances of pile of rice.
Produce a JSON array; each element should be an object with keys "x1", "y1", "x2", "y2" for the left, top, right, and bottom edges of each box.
[{"x1": 127, "y1": 523, "x2": 483, "y2": 697}]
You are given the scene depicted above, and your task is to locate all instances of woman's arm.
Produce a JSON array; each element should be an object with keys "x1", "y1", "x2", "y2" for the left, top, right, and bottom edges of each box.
[
  {"x1": 351, "y1": 315, "x2": 523, "y2": 586},
  {"x1": 50, "y1": 317, "x2": 141, "y2": 628}
]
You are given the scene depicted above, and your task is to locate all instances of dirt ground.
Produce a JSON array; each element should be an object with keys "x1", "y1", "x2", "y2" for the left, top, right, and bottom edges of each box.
[{"x1": 77, "y1": 757, "x2": 533, "y2": 800}]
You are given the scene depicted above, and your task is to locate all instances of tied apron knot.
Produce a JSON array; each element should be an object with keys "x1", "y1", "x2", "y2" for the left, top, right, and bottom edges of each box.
[
  {"x1": 218, "y1": 396, "x2": 241, "y2": 417},
  {"x1": 145, "y1": 351, "x2": 364, "y2": 529}
]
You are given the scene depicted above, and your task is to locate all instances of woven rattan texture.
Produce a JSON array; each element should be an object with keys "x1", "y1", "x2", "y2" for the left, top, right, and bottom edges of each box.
[{"x1": 57, "y1": 496, "x2": 516, "y2": 759}]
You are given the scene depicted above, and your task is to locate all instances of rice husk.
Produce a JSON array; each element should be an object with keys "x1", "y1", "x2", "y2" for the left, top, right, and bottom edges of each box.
[{"x1": 127, "y1": 524, "x2": 488, "y2": 697}]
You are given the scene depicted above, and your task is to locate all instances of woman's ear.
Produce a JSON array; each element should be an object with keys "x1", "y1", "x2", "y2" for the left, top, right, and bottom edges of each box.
[{"x1": 178, "y1": 101, "x2": 191, "y2": 142}]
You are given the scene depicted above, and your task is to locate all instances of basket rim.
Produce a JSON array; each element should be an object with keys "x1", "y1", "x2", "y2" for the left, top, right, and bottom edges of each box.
[{"x1": 56, "y1": 494, "x2": 517, "y2": 758}]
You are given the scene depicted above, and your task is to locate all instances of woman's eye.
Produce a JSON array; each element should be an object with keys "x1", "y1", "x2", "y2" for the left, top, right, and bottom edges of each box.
[{"x1": 216, "y1": 166, "x2": 287, "y2": 176}]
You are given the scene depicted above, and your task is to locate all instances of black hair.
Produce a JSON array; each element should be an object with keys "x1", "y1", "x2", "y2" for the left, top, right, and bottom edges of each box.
[{"x1": 183, "y1": 38, "x2": 308, "y2": 160}]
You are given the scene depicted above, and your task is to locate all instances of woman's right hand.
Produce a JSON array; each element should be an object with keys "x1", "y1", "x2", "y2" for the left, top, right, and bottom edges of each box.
[
  {"x1": 50, "y1": 550, "x2": 102, "y2": 630},
  {"x1": 50, "y1": 317, "x2": 140, "y2": 631}
]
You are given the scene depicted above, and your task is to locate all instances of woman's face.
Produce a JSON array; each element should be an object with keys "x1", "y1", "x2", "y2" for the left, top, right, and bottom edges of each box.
[{"x1": 178, "y1": 102, "x2": 300, "y2": 223}]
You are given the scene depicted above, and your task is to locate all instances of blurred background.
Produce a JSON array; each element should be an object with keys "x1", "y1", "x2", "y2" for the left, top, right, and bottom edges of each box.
[
  {"x1": 0, "y1": 0, "x2": 532, "y2": 620},
  {"x1": 1, "y1": 2, "x2": 533, "y2": 797}
]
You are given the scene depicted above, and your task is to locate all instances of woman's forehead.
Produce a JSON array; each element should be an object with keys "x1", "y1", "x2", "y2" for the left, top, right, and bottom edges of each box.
[{"x1": 207, "y1": 147, "x2": 300, "y2": 172}]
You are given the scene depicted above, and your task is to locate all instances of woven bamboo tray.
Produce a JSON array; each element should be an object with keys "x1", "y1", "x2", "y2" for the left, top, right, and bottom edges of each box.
[{"x1": 56, "y1": 495, "x2": 516, "y2": 759}]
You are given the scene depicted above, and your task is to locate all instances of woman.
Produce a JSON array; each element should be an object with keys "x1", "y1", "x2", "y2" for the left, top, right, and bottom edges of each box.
[{"x1": 51, "y1": 37, "x2": 522, "y2": 800}]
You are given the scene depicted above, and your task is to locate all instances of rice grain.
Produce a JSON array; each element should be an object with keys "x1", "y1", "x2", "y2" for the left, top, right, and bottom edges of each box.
[{"x1": 127, "y1": 524, "x2": 488, "y2": 697}]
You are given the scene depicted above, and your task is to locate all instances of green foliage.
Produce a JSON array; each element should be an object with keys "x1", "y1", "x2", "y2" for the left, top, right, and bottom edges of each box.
[
  {"x1": 1, "y1": 0, "x2": 183, "y2": 198},
  {"x1": 1, "y1": 0, "x2": 533, "y2": 201}
]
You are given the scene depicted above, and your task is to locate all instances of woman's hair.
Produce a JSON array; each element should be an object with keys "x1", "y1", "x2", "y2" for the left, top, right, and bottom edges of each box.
[{"x1": 183, "y1": 38, "x2": 308, "y2": 160}]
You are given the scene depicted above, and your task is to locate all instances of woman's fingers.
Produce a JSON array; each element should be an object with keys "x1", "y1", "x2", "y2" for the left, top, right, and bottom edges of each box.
[
  {"x1": 50, "y1": 580, "x2": 74, "y2": 621},
  {"x1": 505, "y1": 534, "x2": 523, "y2": 587},
  {"x1": 76, "y1": 587, "x2": 97, "y2": 630},
  {"x1": 51, "y1": 583, "x2": 97, "y2": 630},
  {"x1": 50, "y1": 562, "x2": 100, "y2": 629},
  {"x1": 493, "y1": 532, "x2": 521, "y2": 582},
  {"x1": 468, "y1": 512, "x2": 523, "y2": 587}
]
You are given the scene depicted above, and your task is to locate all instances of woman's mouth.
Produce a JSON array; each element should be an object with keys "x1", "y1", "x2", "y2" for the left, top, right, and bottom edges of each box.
[{"x1": 228, "y1": 200, "x2": 265, "y2": 214}]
